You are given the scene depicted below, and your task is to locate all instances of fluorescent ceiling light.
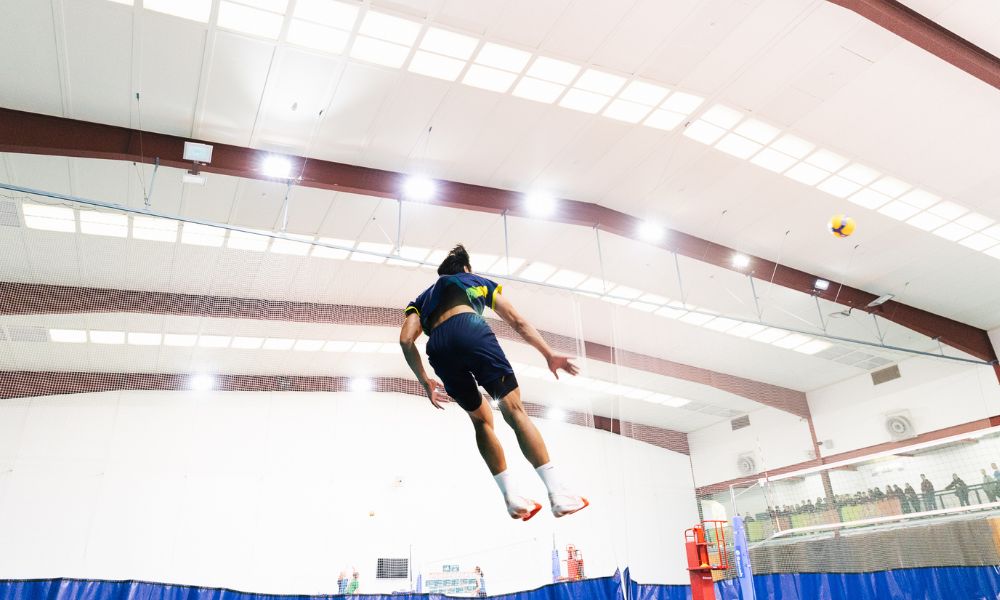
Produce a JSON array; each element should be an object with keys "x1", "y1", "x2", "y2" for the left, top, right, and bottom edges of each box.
[
  {"x1": 660, "y1": 91, "x2": 703, "y2": 114},
  {"x1": 898, "y1": 189, "x2": 940, "y2": 209},
  {"x1": 79, "y1": 211, "x2": 128, "y2": 238},
  {"x1": 816, "y1": 176, "x2": 861, "y2": 199},
  {"x1": 932, "y1": 222, "x2": 973, "y2": 241},
  {"x1": 559, "y1": 89, "x2": 609, "y2": 114},
  {"x1": 750, "y1": 148, "x2": 797, "y2": 173},
  {"x1": 878, "y1": 201, "x2": 921, "y2": 221},
  {"x1": 313, "y1": 237, "x2": 353, "y2": 259},
  {"x1": 783, "y1": 163, "x2": 830, "y2": 186},
  {"x1": 90, "y1": 330, "x2": 125, "y2": 344},
  {"x1": 408, "y1": 51, "x2": 466, "y2": 81},
  {"x1": 869, "y1": 177, "x2": 911, "y2": 198},
  {"x1": 463, "y1": 65, "x2": 517, "y2": 92},
  {"x1": 682, "y1": 120, "x2": 726, "y2": 145},
  {"x1": 715, "y1": 134, "x2": 761, "y2": 159},
  {"x1": 197, "y1": 335, "x2": 231, "y2": 348},
  {"x1": 293, "y1": 339, "x2": 325, "y2": 352},
  {"x1": 619, "y1": 80, "x2": 669, "y2": 106},
  {"x1": 643, "y1": 109, "x2": 686, "y2": 131},
  {"x1": 655, "y1": 305, "x2": 688, "y2": 319},
  {"x1": 403, "y1": 176, "x2": 435, "y2": 201},
  {"x1": 190, "y1": 374, "x2": 215, "y2": 392},
  {"x1": 519, "y1": 262, "x2": 556, "y2": 282},
  {"x1": 23, "y1": 203, "x2": 75, "y2": 232},
  {"x1": 547, "y1": 269, "x2": 587, "y2": 288},
  {"x1": 231, "y1": 337, "x2": 264, "y2": 349},
  {"x1": 323, "y1": 340, "x2": 353, "y2": 352},
  {"x1": 262, "y1": 155, "x2": 293, "y2": 179},
  {"x1": 629, "y1": 301, "x2": 659, "y2": 312},
  {"x1": 795, "y1": 340, "x2": 831, "y2": 355},
  {"x1": 526, "y1": 56, "x2": 580, "y2": 84},
  {"x1": 512, "y1": 77, "x2": 565, "y2": 103},
  {"x1": 574, "y1": 69, "x2": 626, "y2": 95},
  {"x1": 985, "y1": 246, "x2": 1000, "y2": 260},
  {"x1": 144, "y1": 0, "x2": 211, "y2": 22},
  {"x1": 771, "y1": 333, "x2": 810, "y2": 349},
  {"x1": 474, "y1": 42, "x2": 530, "y2": 72},
  {"x1": 576, "y1": 277, "x2": 608, "y2": 294},
  {"x1": 603, "y1": 99, "x2": 652, "y2": 123},
  {"x1": 662, "y1": 396, "x2": 691, "y2": 408},
  {"x1": 294, "y1": 0, "x2": 358, "y2": 29},
  {"x1": 227, "y1": 230, "x2": 270, "y2": 251},
  {"x1": 770, "y1": 134, "x2": 814, "y2": 159},
  {"x1": 733, "y1": 118, "x2": 780, "y2": 144},
  {"x1": 181, "y1": 223, "x2": 226, "y2": 247},
  {"x1": 127, "y1": 332, "x2": 162, "y2": 346},
  {"x1": 638, "y1": 221, "x2": 665, "y2": 242},
  {"x1": 704, "y1": 317, "x2": 741, "y2": 332},
  {"x1": 804, "y1": 149, "x2": 848, "y2": 172},
  {"x1": 848, "y1": 189, "x2": 892, "y2": 210},
  {"x1": 646, "y1": 393, "x2": 673, "y2": 405},
  {"x1": 359, "y1": 11, "x2": 420, "y2": 45},
  {"x1": 927, "y1": 201, "x2": 968, "y2": 220},
  {"x1": 218, "y1": 1, "x2": 284, "y2": 39},
  {"x1": 749, "y1": 327, "x2": 788, "y2": 343},
  {"x1": 49, "y1": 329, "x2": 86, "y2": 343},
  {"x1": 906, "y1": 211, "x2": 948, "y2": 231},
  {"x1": 420, "y1": 27, "x2": 478, "y2": 59},
  {"x1": 132, "y1": 217, "x2": 177, "y2": 242},
  {"x1": 351, "y1": 241, "x2": 391, "y2": 263},
  {"x1": 679, "y1": 312, "x2": 715, "y2": 326},
  {"x1": 524, "y1": 191, "x2": 556, "y2": 216},
  {"x1": 288, "y1": 20, "x2": 350, "y2": 53},
  {"x1": 955, "y1": 213, "x2": 993, "y2": 231},
  {"x1": 164, "y1": 334, "x2": 197, "y2": 347},
  {"x1": 958, "y1": 233, "x2": 997, "y2": 251},
  {"x1": 839, "y1": 163, "x2": 881, "y2": 186},
  {"x1": 732, "y1": 253, "x2": 750, "y2": 268},
  {"x1": 608, "y1": 285, "x2": 642, "y2": 300},
  {"x1": 350, "y1": 36, "x2": 411, "y2": 68},
  {"x1": 815, "y1": 279, "x2": 830, "y2": 291},
  {"x1": 728, "y1": 322, "x2": 767, "y2": 338},
  {"x1": 352, "y1": 342, "x2": 381, "y2": 353},
  {"x1": 700, "y1": 104, "x2": 743, "y2": 129},
  {"x1": 271, "y1": 234, "x2": 313, "y2": 255},
  {"x1": 262, "y1": 338, "x2": 295, "y2": 350},
  {"x1": 547, "y1": 407, "x2": 567, "y2": 421},
  {"x1": 488, "y1": 256, "x2": 526, "y2": 276},
  {"x1": 182, "y1": 173, "x2": 206, "y2": 185}
]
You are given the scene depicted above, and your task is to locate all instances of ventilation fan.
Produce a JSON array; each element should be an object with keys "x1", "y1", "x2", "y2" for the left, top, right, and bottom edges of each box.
[
  {"x1": 737, "y1": 452, "x2": 757, "y2": 476},
  {"x1": 885, "y1": 411, "x2": 916, "y2": 441}
]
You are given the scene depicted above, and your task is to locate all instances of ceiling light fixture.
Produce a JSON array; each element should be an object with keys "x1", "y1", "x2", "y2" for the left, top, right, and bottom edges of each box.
[
  {"x1": 350, "y1": 377, "x2": 373, "y2": 393},
  {"x1": 403, "y1": 176, "x2": 436, "y2": 201},
  {"x1": 262, "y1": 155, "x2": 294, "y2": 179},
  {"x1": 732, "y1": 253, "x2": 751, "y2": 269},
  {"x1": 814, "y1": 279, "x2": 830, "y2": 291},
  {"x1": 525, "y1": 192, "x2": 556, "y2": 217},
  {"x1": 638, "y1": 221, "x2": 665, "y2": 243},
  {"x1": 547, "y1": 407, "x2": 567, "y2": 421},
  {"x1": 190, "y1": 374, "x2": 215, "y2": 392}
]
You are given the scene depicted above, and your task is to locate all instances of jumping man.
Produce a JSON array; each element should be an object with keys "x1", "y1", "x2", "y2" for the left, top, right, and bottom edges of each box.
[{"x1": 399, "y1": 245, "x2": 589, "y2": 521}]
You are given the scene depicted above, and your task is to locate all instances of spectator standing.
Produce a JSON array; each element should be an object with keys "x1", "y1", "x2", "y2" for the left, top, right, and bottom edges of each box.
[
  {"x1": 474, "y1": 566, "x2": 487, "y2": 598},
  {"x1": 346, "y1": 570, "x2": 359, "y2": 594},
  {"x1": 903, "y1": 483, "x2": 921, "y2": 513},
  {"x1": 945, "y1": 474, "x2": 970, "y2": 507},
  {"x1": 982, "y1": 469, "x2": 998, "y2": 503},
  {"x1": 337, "y1": 571, "x2": 348, "y2": 594},
  {"x1": 920, "y1": 475, "x2": 935, "y2": 511}
]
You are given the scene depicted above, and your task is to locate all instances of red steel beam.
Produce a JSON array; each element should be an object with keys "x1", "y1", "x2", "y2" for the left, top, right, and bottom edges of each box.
[
  {"x1": 0, "y1": 108, "x2": 995, "y2": 364},
  {"x1": 828, "y1": 0, "x2": 1000, "y2": 92}
]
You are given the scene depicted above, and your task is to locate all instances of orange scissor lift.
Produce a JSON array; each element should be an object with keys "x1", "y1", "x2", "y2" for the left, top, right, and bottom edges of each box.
[{"x1": 684, "y1": 520, "x2": 730, "y2": 600}]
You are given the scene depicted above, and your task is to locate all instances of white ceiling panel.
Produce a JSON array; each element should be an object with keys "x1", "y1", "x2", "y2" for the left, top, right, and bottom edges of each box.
[
  {"x1": 361, "y1": 74, "x2": 453, "y2": 172},
  {"x1": 540, "y1": 0, "x2": 637, "y2": 64},
  {"x1": 534, "y1": 118, "x2": 634, "y2": 202},
  {"x1": 281, "y1": 187, "x2": 337, "y2": 234},
  {"x1": 70, "y1": 158, "x2": 132, "y2": 206},
  {"x1": 137, "y1": 13, "x2": 208, "y2": 136},
  {"x1": 904, "y1": 0, "x2": 1000, "y2": 56},
  {"x1": 590, "y1": 0, "x2": 701, "y2": 74},
  {"x1": 6, "y1": 155, "x2": 73, "y2": 195},
  {"x1": 62, "y1": 0, "x2": 133, "y2": 126},
  {"x1": 311, "y1": 62, "x2": 400, "y2": 163},
  {"x1": 228, "y1": 178, "x2": 295, "y2": 229},
  {"x1": 410, "y1": 86, "x2": 503, "y2": 177},
  {"x1": 488, "y1": 0, "x2": 573, "y2": 49},
  {"x1": 196, "y1": 32, "x2": 275, "y2": 145},
  {"x1": 0, "y1": 0, "x2": 63, "y2": 116},
  {"x1": 254, "y1": 50, "x2": 345, "y2": 154},
  {"x1": 179, "y1": 171, "x2": 240, "y2": 222},
  {"x1": 436, "y1": 0, "x2": 506, "y2": 35},
  {"x1": 488, "y1": 103, "x2": 593, "y2": 190},
  {"x1": 574, "y1": 126, "x2": 668, "y2": 200}
]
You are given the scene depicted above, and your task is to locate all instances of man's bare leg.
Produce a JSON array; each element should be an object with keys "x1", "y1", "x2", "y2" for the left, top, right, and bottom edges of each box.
[
  {"x1": 468, "y1": 400, "x2": 541, "y2": 521},
  {"x1": 498, "y1": 387, "x2": 589, "y2": 518}
]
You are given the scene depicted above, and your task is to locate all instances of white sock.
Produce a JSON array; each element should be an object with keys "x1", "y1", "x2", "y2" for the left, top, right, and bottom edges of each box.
[
  {"x1": 494, "y1": 470, "x2": 515, "y2": 499},
  {"x1": 535, "y1": 462, "x2": 568, "y2": 496}
]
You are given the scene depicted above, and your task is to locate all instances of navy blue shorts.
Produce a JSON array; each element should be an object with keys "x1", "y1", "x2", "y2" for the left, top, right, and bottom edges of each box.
[{"x1": 426, "y1": 312, "x2": 518, "y2": 411}]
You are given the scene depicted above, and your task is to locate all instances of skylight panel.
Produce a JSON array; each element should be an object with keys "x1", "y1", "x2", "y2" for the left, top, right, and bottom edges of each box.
[
  {"x1": 164, "y1": 334, "x2": 197, "y2": 347},
  {"x1": 714, "y1": 134, "x2": 762, "y2": 159},
  {"x1": 474, "y1": 42, "x2": 530, "y2": 73},
  {"x1": 181, "y1": 223, "x2": 226, "y2": 247},
  {"x1": 898, "y1": 189, "x2": 940, "y2": 209},
  {"x1": 218, "y1": 1, "x2": 284, "y2": 39},
  {"x1": 750, "y1": 148, "x2": 797, "y2": 173},
  {"x1": 227, "y1": 229, "x2": 270, "y2": 251},
  {"x1": 559, "y1": 89, "x2": 609, "y2": 114},
  {"x1": 804, "y1": 149, "x2": 848, "y2": 172},
  {"x1": 23, "y1": 203, "x2": 75, "y2": 232},
  {"x1": 293, "y1": 0, "x2": 358, "y2": 28},
  {"x1": 262, "y1": 338, "x2": 295, "y2": 350},
  {"x1": 906, "y1": 212, "x2": 948, "y2": 231},
  {"x1": 660, "y1": 91, "x2": 703, "y2": 114},
  {"x1": 197, "y1": 335, "x2": 232, "y2": 348},
  {"x1": 420, "y1": 27, "x2": 478, "y2": 60},
  {"x1": 618, "y1": 80, "x2": 669, "y2": 106},
  {"x1": 955, "y1": 213, "x2": 993, "y2": 231},
  {"x1": 655, "y1": 305, "x2": 688, "y2": 319},
  {"x1": 132, "y1": 216, "x2": 177, "y2": 242},
  {"x1": 728, "y1": 322, "x2": 766, "y2": 338},
  {"x1": 771, "y1": 333, "x2": 810, "y2": 349},
  {"x1": 350, "y1": 36, "x2": 411, "y2": 68},
  {"x1": 877, "y1": 201, "x2": 921, "y2": 221},
  {"x1": 838, "y1": 163, "x2": 880, "y2": 185},
  {"x1": 794, "y1": 340, "x2": 831, "y2": 355},
  {"x1": 546, "y1": 269, "x2": 587, "y2": 288},
  {"x1": 732, "y1": 118, "x2": 780, "y2": 145},
  {"x1": 815, "y1": 176, "x2": 861, "y2": 199},
  {"x1": 958, "y1": 233, "x2": 998, "y2": 251},
  {"x1": 232, "y1": 337, "x2": 264, "y2": 349},
  {"x1": 783, "y1": 163, "x2": 830, "y2": 186},
  {"x1": 749, "y1": 327, "x2": 788, "y2": 343},
  {"x1": 869, "y1": 176, "x2": 911, "y2": 198},
  {"x1": 769, "y1": 134, "x2": 814, "y2": 159},
  {"x1": 847, "y1": 188, "x2": 891, "y2": 209},
  {"x1": 270, "y1": 233, "x2": 313, "y2": 255},
  {"x1": 679, "y1": 312, "x2": 714, "y2": 326},
  {"x1": 700, "y1": 104, "x2": 743, "y2": 129},
  {"x1": 408, "y1": 51, "x2": 466, "y2": 81},
  {"x1": 512, "y1": 78, "x2": 564, "y2": 103},
  {"x1": 926, "y1": 201, "x2": 968, "y2": 220},
  {"x1": 526, "y1": 56, "x2": 580, "y2": 84},
  {"x1": 90, "y1": 330, "x2": 125, "y2": 344},
  {"x1": 603, "y1": 99, "x2": 652, "y2": 123},
  {"x1": 49, "y1": 329, "x2": 87, "y2": 343},
  {"x1": 519, "y1": 262, "x2": 557, "y2": 282},
  {"x1": 488, "y1": 256, "x2": 526, "y2": 276},
  {"x1": 682, "y1": 120, "x2": 726, "y2": 144},
  {"x1": 293, "y1": 339, "x2": 325, "y2": 352},
  {"x1": 350, "y1": 241, "x2": 391, "y2": 263},
  {"x1": 574, "y1": 69, "x2": 625, "y2": 96},
  {"x1": 463, "y1": 65, "x2": 517, "y2": 92},
  {"x1": 288, "y1": 20, "x2": 350, "y2": 53},
  {"x1": 643, "y1": 109, "x2": 686, "y2": 131},
  {"x1": 79, "y1": 211, "x2": 127, "y2": 238},
  {"x1": 931, "y1": 222, "x2": 973, "y2": 241}
]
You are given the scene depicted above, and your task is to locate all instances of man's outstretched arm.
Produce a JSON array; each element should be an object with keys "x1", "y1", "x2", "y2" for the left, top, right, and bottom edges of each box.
[
  {"x1": 399, "y1": 313, "x2": 448, "y2": 408},
  {"x1": 493, "y1": 294, "x2": 579, "y2": 379}
]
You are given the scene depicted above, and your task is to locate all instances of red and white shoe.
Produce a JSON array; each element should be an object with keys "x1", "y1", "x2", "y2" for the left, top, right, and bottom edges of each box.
[
  {"x1": 550, "y1": 494, "x2": 590, "y2": 518},
  {"x1": 506, "y1": 495, "x2": 543, "y2": 521}
]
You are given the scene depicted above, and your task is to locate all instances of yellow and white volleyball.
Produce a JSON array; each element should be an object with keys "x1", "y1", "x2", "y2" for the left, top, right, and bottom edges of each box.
[{"x1": 828, "y1": 215, "x2": 856, "y2": 238}]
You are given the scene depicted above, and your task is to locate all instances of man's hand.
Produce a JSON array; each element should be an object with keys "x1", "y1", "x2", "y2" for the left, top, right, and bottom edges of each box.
[
  {"x1": 546, "y1": 354, "x2": 579, "y2": 380},
  {"x1": 423, "y1": 378, "x2": 449, "y2": 409}
]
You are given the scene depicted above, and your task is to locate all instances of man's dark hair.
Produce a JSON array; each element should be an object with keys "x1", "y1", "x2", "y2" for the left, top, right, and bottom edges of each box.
[{"x1": 438, "y1": 244, "x2": 472, "y2": 275}]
